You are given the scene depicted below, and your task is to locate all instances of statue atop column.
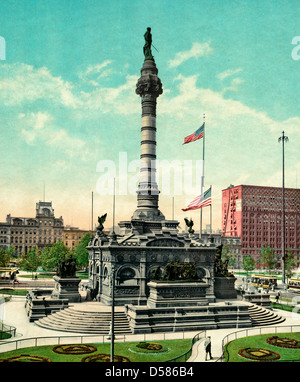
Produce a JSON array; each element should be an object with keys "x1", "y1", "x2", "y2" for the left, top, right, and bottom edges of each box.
[{"x1": 143, "y1": 27, "x2": 154, "y2": 61}]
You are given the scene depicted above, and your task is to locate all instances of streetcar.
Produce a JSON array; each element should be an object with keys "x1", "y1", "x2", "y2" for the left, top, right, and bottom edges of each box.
[
  {"x1": 250, "y1": 274, "x2": 278, "y2": 290},
  {"x1": 287, "y1": 278, "x2": 300, "y2": 291},
  {"x1": 0, "y1": 267, "x2": 19, "y2": 281}
]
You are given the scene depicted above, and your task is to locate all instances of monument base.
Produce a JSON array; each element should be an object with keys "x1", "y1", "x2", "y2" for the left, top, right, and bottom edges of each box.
[
  {"x1": 214, "y1": 277, "x2": 237, "y2": 299},
  {"x1": 25, "y1": 289, "x2": 69, "y2": 322},
  {"x1": 126, "y1": 303, "x2": 252, "y2": 334},
  {"x1": 52, "y1": 276, "x2": 81, "y2": 302},
  {"x1": 125, "y1": 280, "x2": 251, "y2": 333},
  {"x1": 147, "y1": 281, "x2": 209, "y2": 308}
]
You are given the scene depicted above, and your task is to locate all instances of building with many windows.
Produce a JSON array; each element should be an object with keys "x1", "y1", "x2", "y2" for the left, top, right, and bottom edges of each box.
[
  {"x1": 222, "y1": 184, "x2": 300, "y2": 264},
  {"x1": 5, "y1": 201, "x2": 64, "y2": 255},
  {"x1": 64, "y1": 225, "x2": 92, "y2": 250}
]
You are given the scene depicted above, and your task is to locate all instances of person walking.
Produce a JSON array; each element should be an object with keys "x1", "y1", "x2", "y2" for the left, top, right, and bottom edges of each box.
[{"x1": 204, "y1": 336, "x2": 212, "y2": 361}]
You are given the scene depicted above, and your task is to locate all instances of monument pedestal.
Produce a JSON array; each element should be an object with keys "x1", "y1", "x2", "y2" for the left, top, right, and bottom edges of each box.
[
  {"x1": 126, "y1": 280, "x2": 251, "y2": 334},
  {"x1": 214, "y1": 277, "x2": 237, "y2": 299},
  {"x1": 147, "y1": 281, "x2": 209, "y2": 308},
  {"x1": 52, "y1": 276, "x2": 81, "y2": 302}
]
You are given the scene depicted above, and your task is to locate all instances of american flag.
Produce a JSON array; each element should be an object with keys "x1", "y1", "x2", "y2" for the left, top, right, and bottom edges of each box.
[
  {"x1": 182, "y1": 187, "x2": 211, "y2": 212},
  {"x1": 183, "y1": 123, "x2": 204, "y2": 145}
]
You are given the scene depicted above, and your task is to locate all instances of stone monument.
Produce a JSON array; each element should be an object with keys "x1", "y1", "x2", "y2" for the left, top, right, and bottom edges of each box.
[
  {"x1": 52, "y1": 256, "x2": 81, "y2": 302},
  {"x1": 86, "y1": 28, "x2": 251, "y2": 333},
  {"x1": 87, "y1": 28, "x2": 216, "y2": 306},
  {"x1": 213, "y1": 244, "x2": 237, "y2": 299}
]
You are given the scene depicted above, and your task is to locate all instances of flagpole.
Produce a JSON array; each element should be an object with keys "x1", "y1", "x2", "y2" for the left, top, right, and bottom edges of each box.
[
  {"x1": 210, "y1": 184, "x2": 212, "y2": 234},
  {"x1": 200, "y1": 113, "x2": 205, "y2": 239},
  {"x1": 172, "y1": 196, "x2": 174, "y2": 220}
]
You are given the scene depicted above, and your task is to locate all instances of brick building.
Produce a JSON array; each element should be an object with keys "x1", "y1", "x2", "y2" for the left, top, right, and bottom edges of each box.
[
  {"x1": 222, "y1": 184, "x2": 300, "y2": 264},
  {"x1": 64, "y1": 225, "x2": 92, "y2": 250}
]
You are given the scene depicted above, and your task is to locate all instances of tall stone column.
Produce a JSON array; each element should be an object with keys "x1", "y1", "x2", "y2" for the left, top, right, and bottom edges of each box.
[{"x1": 132, "y1": 59, "x2": 165, "y2": 222}]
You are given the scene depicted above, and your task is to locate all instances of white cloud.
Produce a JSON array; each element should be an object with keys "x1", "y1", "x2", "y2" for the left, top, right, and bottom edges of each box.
[
  {"x1": 18, "y1": 111, "x2": 88, "y2": 159},
  {"x1": 168, "y1": 42, "x2": 213, "y2": 68},
  {"x1": 222, "y1": 77, "x2": 245, "y2": 93},
  {"x1": 19, "y1": 112, "x2": 52, "y2": 144},
  {"x1": 216, "y1": 68, "x2": 243, "y2": 80},
  {"x1": 0, "y1": 63, "x2": 81, "y2": 108},
  {"x1": 79, "y1": 60, "x2": 113, "y2": 86},
  {"x1": 83, "y1": 74, "x2": 139, "y2": 114},
  {"x1": 0, "y1": 63, "x2": 139, "y2": 116}
]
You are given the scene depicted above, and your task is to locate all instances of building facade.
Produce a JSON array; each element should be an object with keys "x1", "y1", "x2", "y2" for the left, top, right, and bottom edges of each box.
[
  {"x1": 64, "y1": 225, "x2": 92, "y2": 250},
  {"x1": 222, "y1": 184, "x2": 300, "y2": 263},
  {"x1": 0, "y1": 223, "x2": 10, "y2": 250},
  {"x1": 5, "y1": 201, "x2": 64, "y2": 255}
]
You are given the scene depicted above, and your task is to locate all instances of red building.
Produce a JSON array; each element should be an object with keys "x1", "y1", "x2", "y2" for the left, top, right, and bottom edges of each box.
[{"x1": 222, "y1": 185, "x2": 300, "y2": 263}]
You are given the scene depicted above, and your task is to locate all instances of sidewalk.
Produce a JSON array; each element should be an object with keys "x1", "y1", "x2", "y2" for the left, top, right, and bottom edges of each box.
[{"x1": 188, "y1": 306, "x2": 300, "y2": 362}]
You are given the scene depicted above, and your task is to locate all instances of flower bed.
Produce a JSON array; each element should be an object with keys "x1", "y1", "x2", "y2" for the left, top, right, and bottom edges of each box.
[
  {"x1": 52, "y1": 344, "x2": 97, "y2": 355},
  {"x1": 0, "y1": 354, "x2": 51, "y2": 362},
  {"x1": 137, "y1": 342, "x2": 162, "y2": 351},
  {"x1": 267, "y1": 336, "x2": 300, "y2": 349},
  {"x1": 238, "y1": 347, "x2": 280, "y2": 362},
  {"x1": 131, "y1": 341, "x2": 168, "y2": 354},
  {"x1": 81, "y1": 354, "x2": 130, "y2": 362}
]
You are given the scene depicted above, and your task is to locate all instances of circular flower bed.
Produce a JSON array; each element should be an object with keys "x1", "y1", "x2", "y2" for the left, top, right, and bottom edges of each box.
[
  {"x1": 0, "y1": 354, "x2": 51, "y2": 362},
  {"x1": 238, "y1": 347, "x2": 280, "y2": 362},
  {"x1": 81, "y1": 353, "x2": 130, "y2": 362},
  {"x1": 52, "y1": 344, "x2": 97, "y2": 355},
  {"x1": 136, "y1": 342, "x2": 163, "y2": 352},
  {"x1": 267, "y1": 336, "x2": 300, "y2": 349}
]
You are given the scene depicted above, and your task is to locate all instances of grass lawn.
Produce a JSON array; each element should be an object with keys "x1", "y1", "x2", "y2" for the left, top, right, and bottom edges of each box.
[
  {"x1": 224, "y1": 332, "x2": 300, "y2": 362},
  {"x1": 0, "y1": 331, "x2": 12, "y2": 340},
  {"x1": 0, "y1": 339, "x2": 193, "y2": 362},
  {"x1": 0, "y1": 288, "x2": 28, "y2": 296}
]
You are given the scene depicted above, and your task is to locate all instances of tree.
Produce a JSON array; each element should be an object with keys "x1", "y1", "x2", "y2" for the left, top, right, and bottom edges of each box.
[
  {"x1": 6, "y1": 245, "x2": 16, "y2": 258},
  {"x1": 242, "y1": 255, "x2": 256, "y2": 275},
  {"x1": 222, "y1": 244, "x2": 236, "y2": 268},
  {"x1": 40, "y1": 241, "x2": 71, "y2": 271},
  {"x1": 260, "y1": 246, "x2": 277, "y2": 273},
  {"x1": 0, "y1": 248, "x2": 10, "y2": 267},
  {"x1": 74, "y1": 233, "x2": 91, "y2": 269},
  {"x1": 20, "y1": 248, "x2": 41, "y2": 275},
  {"x1": 285, "y1": 251, "x2": 297, "y2": 279}
]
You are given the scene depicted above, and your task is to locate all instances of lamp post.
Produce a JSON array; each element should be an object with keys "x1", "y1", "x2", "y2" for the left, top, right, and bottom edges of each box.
[
  {"x1": 278, "y1": 131, "x2": 289, "y2": 285},
  {"x1": 109, "y1": 265, "x2": 115, "y2": 362}
]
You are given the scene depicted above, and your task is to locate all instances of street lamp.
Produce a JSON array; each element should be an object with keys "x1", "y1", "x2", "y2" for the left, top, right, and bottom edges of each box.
[
  {"x1": 107, "y1": 265, "x2": 115, "y2": 362},
  {"x1": 278, "y1": 131, "x2": 289, "y2": 285}
]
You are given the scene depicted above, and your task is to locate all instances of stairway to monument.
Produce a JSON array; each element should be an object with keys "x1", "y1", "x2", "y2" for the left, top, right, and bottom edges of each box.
[
  {"x1": 248, "y1": 304, "x2": 286, "y2": 327},
  {"x1": 34, "y1": 306, "x2": 132, "y2": 335}
]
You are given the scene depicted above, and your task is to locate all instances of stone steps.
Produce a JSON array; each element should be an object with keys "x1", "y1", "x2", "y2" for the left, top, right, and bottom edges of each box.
[
  {"x1": 248, "y1": 304, "x2": 286, "y2": 326},
  {"x1": 35, "y1": 307, "x2": 132, "y2": 335}
]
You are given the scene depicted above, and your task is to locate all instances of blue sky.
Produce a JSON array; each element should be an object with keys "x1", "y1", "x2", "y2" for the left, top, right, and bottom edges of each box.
[{"x1": 0, "y1": 0, "x2": 299, "y2": 230}]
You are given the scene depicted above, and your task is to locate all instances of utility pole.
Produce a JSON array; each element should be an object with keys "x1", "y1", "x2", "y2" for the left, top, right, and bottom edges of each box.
[
  {"x1": 278, "y1": 131, "x2": 289, "y2": 285},
  {"x1": 110, "y1": 266, "x2": 115, "y2": 362},
  {"x1": 91, "y1": 191, "x2": 93, "y2": 234},
  {"x1": 107, "y1": 265, "x2": 115, "y2": 362}
]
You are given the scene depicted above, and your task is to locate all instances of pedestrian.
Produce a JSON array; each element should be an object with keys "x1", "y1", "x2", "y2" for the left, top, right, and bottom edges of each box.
[
  {"x1": 204, "y1": 336, "x2": 212, "y2": 361},
  {"x1": 275, "y1": 292, "x2": 280, "y2": 303}
]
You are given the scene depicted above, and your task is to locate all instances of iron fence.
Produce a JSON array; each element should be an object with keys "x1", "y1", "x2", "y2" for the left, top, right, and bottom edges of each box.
[
  {"x1": 0, "y1": 322, "x2": 16, "y2": 340},
  {"x1": 216, "y1": 324, "x2": 300, "y2": 362},
  {"x1": 0, "y1": 329, "x2": 203, "y2": 362}
]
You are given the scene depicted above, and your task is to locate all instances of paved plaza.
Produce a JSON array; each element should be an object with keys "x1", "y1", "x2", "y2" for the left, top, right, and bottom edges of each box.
[{"x1": 1, "y1": 294, "x2": 299, "y2": 362}]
